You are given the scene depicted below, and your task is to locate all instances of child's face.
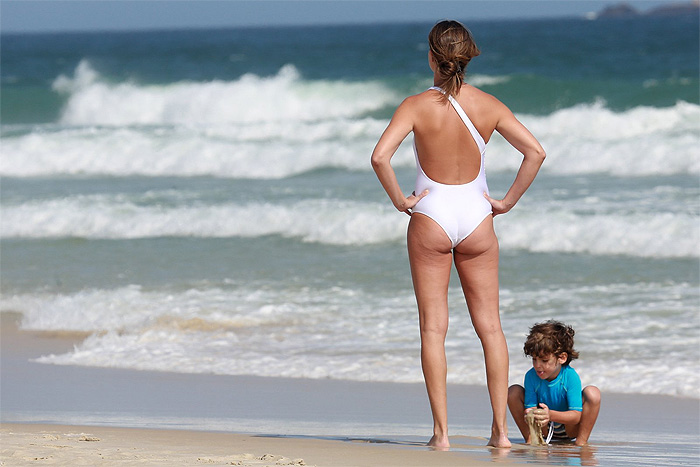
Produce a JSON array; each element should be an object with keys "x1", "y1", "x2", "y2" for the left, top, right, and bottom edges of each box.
[{"x1": 532, "y1": 353, "x2": 568, "y2": 381}]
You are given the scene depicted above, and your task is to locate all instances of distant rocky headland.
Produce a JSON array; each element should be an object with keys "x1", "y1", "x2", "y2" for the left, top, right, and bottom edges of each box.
[{"x1": 594, "y1": 1, "x2": 699, "y2": 18}]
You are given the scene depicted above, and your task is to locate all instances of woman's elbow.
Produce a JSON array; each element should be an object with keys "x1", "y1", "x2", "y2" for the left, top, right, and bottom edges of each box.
[
  {"x1": 535, "y1": 145, "x2": 546, "y2": 162},
  {"x1": 371, "y1": 152, "x2": 387, "y2": 172},
  {"x1": 528, "y1": 146, "x2": 546, "y2": 165}
]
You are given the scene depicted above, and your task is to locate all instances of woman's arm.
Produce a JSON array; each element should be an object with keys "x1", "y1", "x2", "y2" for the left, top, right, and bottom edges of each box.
[
  {"x1": 371, "y1": 98, "x2": 428, "y2": 214},
  {"x1": 484, "y1": 106, "x2": 546, "y2": 215}
]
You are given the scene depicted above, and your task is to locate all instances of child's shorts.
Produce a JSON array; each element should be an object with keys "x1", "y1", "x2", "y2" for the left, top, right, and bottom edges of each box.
[{"x1": 549, "y1": 422, "x2": 572, "y2": 441}]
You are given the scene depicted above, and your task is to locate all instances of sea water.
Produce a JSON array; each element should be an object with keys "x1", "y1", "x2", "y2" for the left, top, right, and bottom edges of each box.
[{"x1": 1, "y1": 16, "x2": 698, "y2": 398}]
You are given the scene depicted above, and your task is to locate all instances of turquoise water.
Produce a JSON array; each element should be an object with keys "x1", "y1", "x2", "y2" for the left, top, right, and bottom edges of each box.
[{"x1": 1, "y1": 15, "x2": 698, "y2": 397}]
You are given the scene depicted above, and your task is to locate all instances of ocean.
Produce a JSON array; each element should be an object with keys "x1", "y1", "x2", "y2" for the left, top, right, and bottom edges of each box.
[{"x1": 2, "y1": 15, "x2": 698, "y2": 399}]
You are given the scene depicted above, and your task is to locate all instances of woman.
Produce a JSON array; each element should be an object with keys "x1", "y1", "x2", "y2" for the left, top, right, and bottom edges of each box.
[{"x1": 371, "y1": 20, "x2": 545, "y2": 448}]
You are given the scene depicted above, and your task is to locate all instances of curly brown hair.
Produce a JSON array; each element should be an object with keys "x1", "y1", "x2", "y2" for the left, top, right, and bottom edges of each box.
[
  {"x1": 523, "y1": 320, "x2": 580, "y2": 365},
  {"x1": 428, "y1": 20, "x2": 480, "y2": 100}
]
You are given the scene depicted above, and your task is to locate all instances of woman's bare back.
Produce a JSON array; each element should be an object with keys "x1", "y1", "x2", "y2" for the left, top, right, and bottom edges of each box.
[{"x1": 412, "y1": 85, "x2": 501, "y2": 184}]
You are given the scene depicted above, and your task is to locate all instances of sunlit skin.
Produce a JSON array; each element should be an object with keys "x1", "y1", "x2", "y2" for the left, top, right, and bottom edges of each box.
[
  {"x1": 532, "y1": 353, "x2": 567, "y2": 382},
  {"x1": 371, "y1": 22, "x2": 545, "y2": 449}
]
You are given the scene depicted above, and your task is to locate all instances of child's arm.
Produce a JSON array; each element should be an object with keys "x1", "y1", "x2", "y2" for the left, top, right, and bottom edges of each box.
[{"x1": 535, "y1": 403, "x2": 582, "y2": 426}]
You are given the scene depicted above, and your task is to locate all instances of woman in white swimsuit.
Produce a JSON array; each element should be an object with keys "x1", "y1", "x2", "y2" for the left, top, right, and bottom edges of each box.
[{"x1": 372, "y1": 20, "x2": 545, "y2": 448}]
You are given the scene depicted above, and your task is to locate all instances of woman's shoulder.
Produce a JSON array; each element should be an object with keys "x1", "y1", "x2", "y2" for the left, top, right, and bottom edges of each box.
[
  {"x1": 396, "y1": 89, "x2": 444, "y2": 117},
  {"x1": 461, "y1": 85, "x2": 515, "y2": 130},
  {"x1": 406, "y1": 88, "x2": 442, "y2": 104},
  {"x1": 398, "y1": 90, "x2": 432, "y2": 107},
  {"x1": 462, "y1": 84, "x2": 506, "y2": 108}
]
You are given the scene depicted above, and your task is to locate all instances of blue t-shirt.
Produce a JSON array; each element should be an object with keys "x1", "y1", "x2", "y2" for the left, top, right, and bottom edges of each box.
[{"x1": 524, "y1": 364, "x2": 582, "y2": 412}]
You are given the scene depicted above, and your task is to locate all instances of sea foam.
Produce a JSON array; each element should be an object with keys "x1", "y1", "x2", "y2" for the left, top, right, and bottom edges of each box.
[
  {"x1": 3, "y1": 280, "x2": 696, "y2": 397},
  {"x1": 0, "y1": 197, "x2": 406, "y2": 245},
  {"x1": 2, "y1": 193, "x2": 697, "y2": 258},
  {"x1": 487, "y1": 100, "x2": 700, "y2": 176},
  {"x1": 0, "y1": 122, "x2": 391, "y2": 178},
  {"x1": 52, "y1": 60, "x2": 397, "y2": 126},
  {"x1": 2, "y1": 61, "x2": 697, "y2": 179}
]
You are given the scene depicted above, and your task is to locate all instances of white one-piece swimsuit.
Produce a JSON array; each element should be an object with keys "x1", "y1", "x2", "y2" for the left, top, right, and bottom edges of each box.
[{"x1": 412, "y1": 86, "x2": 492, "y2": 248}]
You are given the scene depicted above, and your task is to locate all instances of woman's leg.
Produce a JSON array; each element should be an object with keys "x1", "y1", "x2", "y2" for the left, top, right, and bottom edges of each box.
[
  {"x1": 407, "y1": 214, "x2": 453, "y2": 448},
  {"x1": 454, "y1": 216, "x2": 511, "y2": 448}
]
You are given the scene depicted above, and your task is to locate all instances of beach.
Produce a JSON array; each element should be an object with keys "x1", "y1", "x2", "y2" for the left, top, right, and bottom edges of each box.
[
  {"x1": 0, "y1": 312, "x2": 520, "y2": 466},
  {"x1": 2, "y1": 424, "x2": 496, "y2": 466},
  {"x1": 1, "y1": 13, "x2": 699, "y2": 467},
  {"x1": 2, "y1": 312, "x2": 698, "y2": 466}
]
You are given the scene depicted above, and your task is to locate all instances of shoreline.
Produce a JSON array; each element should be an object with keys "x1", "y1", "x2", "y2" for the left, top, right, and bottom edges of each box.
[{"x1": 2, "y1": 311, "x2": 699, "y2": 465}]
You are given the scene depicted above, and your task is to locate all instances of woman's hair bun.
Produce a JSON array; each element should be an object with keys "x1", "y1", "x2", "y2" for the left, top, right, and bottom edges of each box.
[{"x1": 428, "y1": 20, "x2": 480, "y2": 98}]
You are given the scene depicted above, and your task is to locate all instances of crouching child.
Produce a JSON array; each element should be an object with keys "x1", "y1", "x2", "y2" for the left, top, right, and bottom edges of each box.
[{"x1": 508, "y1": 320, "x2": 601, "y2": 446}]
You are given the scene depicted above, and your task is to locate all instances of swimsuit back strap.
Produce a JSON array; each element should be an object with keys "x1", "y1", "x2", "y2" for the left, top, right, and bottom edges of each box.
[
  {"x1": 428, "y1": 86, "x2": 486, "y2": 153},
  {"x1": 446, "y1": 95, "x2": 486, "y2": 153}
]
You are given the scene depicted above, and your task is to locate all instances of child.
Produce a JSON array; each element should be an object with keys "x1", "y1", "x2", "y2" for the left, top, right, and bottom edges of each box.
[{"x1": 508, "y1": 320, "x2": 601, "y2": 446}]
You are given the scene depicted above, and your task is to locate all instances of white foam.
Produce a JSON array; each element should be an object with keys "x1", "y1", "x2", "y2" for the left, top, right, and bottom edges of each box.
[
  {"x1": 5, "y1": 284, "x2": 424, "y2": 382},
  {"x1": 0, "y1": 60, "x2": 403, "y2": 179},
  {"x1": 467, "y1": 74, "x2": 511, "y2": 86},
  {"x1": 4, "y1": 281, "x2": 697, "y2": 397},
  {"x1": 487, "y1": 100, "x2": 700, "y2": 176},
  {"x1": 3, "y1": 193, "x2": 697, "y2": 258},
  {"x1": 3, "y1": 285, "x2": 302, "y2": 333},
  {"x1": 506, "y1": 282, "x2": 700, "y2": 398},
  {"x1": 495, "y1": 209, "x2": 699, "y2": 258},
  {"x1": 0, "y1": 122, "x2": 397, "y2": 178},
  {"x1": 2, "y1": 62, "x2": 697, "y2": 179},
  {"x1": 52, "y1": 60, "x2": 398, "y2": 126},
  {"x1": 0, "y1": 195, "x2": 408, "y2": 246}
]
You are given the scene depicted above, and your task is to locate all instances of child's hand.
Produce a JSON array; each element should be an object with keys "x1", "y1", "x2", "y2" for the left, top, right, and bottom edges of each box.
[{"x1": 533, "y1": 403, "x2": 550, "y2": 426}]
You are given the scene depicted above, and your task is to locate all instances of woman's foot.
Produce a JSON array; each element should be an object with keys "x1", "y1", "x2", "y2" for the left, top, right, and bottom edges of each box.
[
  {"x1": 427, "y1": 433, "x2": 450, "y2": 449},
  {"x1": 487, "y1": 428, "x2": 511, "y2": 448}
]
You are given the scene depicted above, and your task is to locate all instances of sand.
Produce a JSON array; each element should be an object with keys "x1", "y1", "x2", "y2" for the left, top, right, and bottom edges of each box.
[
  {"x1": 1, "y1": 312, "x2": 698, "y2": 466},
  {"x1": 1, "y1": 423, "x2": 513, "y2": 466}
]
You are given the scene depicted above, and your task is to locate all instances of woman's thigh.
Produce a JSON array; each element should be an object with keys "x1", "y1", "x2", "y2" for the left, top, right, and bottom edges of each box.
[
  {"x1": 452, "y1": 217, "x2": 501, "y2": 334},
  {"x1": 407, "y1": 214, "x2": 453, "y2": 329}
]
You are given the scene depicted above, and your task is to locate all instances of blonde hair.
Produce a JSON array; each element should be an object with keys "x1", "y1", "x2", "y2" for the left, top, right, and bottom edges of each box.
[{"x1": 428, "y1": 20, "x2": 480, "y2": 99}]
